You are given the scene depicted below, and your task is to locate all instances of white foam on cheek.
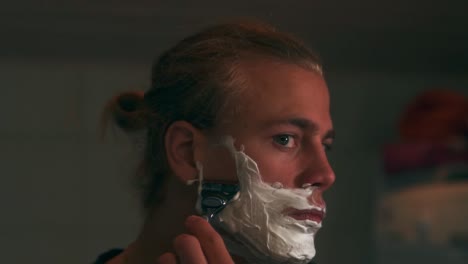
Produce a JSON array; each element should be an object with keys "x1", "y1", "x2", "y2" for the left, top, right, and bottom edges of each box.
[
  {"x1": 215, "y1": 136, "x2": 321, "y2": 263},
  {"x1": 187, "y1": 161, "x2": 206, "y2": 216}
]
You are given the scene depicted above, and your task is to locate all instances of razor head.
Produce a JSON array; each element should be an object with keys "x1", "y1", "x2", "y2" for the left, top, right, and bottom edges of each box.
[{"x1": 200, "y1": 182, "x2": 239, "y2": 221}]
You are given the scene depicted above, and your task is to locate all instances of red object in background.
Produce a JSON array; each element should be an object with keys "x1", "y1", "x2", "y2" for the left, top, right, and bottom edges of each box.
[
  {"x1": 399, "y1": 89, "x2": 467, "y2": 143},
  {"x1": 383, "y1": 142, "x2": 468, "y2": 174}
]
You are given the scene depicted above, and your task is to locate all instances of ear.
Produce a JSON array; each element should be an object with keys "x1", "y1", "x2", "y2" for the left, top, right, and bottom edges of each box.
[{"x1": 165, "y1": 121, "x2": 204, "y2": 183}]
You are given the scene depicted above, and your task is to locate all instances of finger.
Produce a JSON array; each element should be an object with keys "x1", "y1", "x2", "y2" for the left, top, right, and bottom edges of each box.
[
  {"x1": 173, "y1": 234, "x2": 208, "y2": 264},
  {"x1": 185, "y1": 215, "x2": 233, "y2": 264},
  {"x1": 157, "y1": 252, "x2": 177, "y2": 264}
]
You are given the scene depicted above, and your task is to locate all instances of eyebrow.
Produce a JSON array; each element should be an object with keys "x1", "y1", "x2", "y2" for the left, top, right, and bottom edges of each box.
[{"x1": 263, "y1": 117, "x2": 335, "y2": 140}]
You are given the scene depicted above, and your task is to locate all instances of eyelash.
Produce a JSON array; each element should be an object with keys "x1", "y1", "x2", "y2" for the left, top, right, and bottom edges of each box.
[
  {"x1": 272, "y1": 134, "x2": 297, "y2": 150},
  {"x1": 273, "y1": 134, "x2": 333, "y2": 152},
  {"x1": 323, "y1": 143, "x2": 333, "y2": 152}
]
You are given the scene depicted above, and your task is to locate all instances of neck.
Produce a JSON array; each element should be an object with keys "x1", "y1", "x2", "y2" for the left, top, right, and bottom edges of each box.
[{"x1": 124, "y1": 176, "x2": 199, "y2": 264}]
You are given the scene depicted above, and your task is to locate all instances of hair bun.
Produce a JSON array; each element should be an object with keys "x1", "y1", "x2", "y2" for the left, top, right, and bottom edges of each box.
[{"x1": 102, "y1": 91, "x2": 148, "y2": 134}]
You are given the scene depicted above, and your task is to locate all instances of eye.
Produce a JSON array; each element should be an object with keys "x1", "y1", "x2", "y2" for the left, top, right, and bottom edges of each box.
[
  {"x1": 273, "y1": 134, "x2": 297, "y2": 148},
  {"x1": 323, "y1": 143, "x2": 333, "y2": 152}
]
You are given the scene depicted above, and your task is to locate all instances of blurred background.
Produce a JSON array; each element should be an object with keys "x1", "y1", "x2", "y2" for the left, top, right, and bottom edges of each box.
[{"x1": 1, "y1": 1, "x2": 467, "y2": 263}]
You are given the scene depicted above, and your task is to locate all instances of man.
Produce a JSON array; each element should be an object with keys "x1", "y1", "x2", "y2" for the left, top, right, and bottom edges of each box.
[{"x1": 98, "y1": 20, "x2": 335, "y2": 264}]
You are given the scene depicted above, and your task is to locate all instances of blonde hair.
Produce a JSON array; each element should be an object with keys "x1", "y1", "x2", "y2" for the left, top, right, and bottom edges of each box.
[{"x1": 103, "y1": 20, "x2": 322, "y2": 209}]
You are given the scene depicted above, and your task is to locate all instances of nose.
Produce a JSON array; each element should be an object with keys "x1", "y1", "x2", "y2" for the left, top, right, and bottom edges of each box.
[{"x1": 295, "y1": 144, "x2": 336, "y2": 192}]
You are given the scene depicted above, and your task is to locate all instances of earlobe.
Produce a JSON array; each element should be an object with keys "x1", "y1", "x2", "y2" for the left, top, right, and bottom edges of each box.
[{"x1": 165, "y1": 121, "x2": 202, "y2": 183}]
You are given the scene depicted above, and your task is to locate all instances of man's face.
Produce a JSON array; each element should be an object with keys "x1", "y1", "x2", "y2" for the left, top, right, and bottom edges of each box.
[{"x1": 202, "y1": 59, "x2": 335, "y2": 208}]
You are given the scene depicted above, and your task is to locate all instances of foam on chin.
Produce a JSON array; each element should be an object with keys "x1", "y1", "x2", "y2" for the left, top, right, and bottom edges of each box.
[{"x1": 196, "y1": 136, "x2": 322, "y2": 264}]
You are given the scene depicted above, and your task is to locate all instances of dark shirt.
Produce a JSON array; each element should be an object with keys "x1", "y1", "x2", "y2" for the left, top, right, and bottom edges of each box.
[
  {"x1": 93, "y1": 249, "x2": 123, "y2": 264},
  {"x1": 93, "y1": 248, "x2": 317, "y2": 263}
]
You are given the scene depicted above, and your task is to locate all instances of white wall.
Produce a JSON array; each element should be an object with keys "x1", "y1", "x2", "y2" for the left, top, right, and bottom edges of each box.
[{"x1": 1, "y1": 58, "x2": 466, "y2": 264}]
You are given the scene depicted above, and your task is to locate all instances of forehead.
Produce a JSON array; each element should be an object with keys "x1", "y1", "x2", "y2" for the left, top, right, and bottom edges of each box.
[{"x1": 223, "y1": 59, "x2": 331, "y2": 130}]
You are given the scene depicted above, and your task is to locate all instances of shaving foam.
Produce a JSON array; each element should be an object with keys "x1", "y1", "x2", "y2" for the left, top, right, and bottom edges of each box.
[{"x1": 196, "y1": 136, "x2": 323, "y2": 264}]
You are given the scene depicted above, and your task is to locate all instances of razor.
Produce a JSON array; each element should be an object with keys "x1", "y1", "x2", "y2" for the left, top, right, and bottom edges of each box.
[{"x1": 200, "y1": 182, "x2": 240, "y2": 222}]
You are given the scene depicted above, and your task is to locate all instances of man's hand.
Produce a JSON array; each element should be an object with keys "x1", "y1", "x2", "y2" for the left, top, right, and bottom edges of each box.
[{"x1": 157, "y1": 215, "x2": 235, "y2": 264}]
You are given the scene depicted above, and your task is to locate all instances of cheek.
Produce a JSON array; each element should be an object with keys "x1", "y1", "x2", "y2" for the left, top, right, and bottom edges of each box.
[
  {"x1": 245, "y1": 147, "x2": 300, "y2": 187},
  {"x1": 203, "y1": 147, "x2": 238, "y2": 182}
]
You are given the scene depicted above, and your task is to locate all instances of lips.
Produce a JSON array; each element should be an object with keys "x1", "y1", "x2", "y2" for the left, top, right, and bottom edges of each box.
[{"x1": 284, "y1": 208, "x2": 326, "y2": 223}]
